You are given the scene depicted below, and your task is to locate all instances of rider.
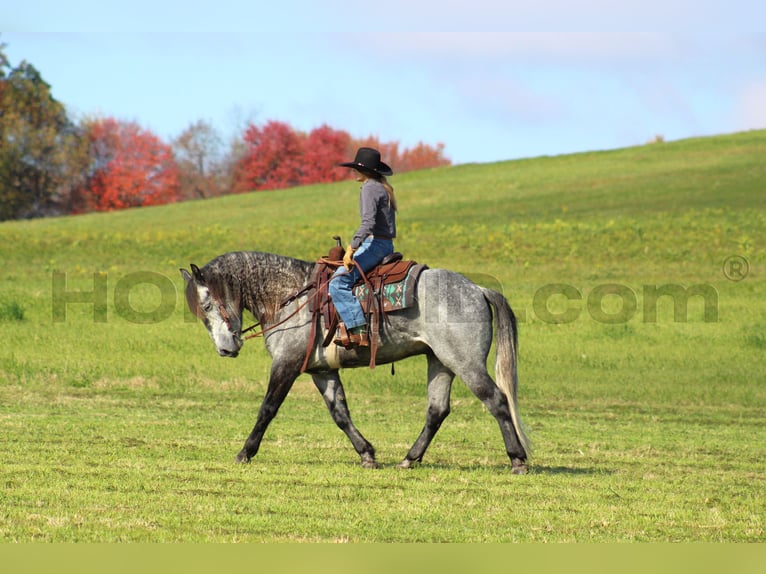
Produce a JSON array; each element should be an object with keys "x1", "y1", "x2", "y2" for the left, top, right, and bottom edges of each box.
[{"x1": 329, "y1": 147, "x2": 397, "y2": 348}]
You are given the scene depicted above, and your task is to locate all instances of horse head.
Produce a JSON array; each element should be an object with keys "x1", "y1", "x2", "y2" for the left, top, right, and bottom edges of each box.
[{"x1": 181, "y1": 263, "x2": 243, "y2": 358}]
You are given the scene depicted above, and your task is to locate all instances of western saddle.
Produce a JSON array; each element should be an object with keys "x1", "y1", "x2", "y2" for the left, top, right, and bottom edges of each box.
[{"x1": 299, "y1": 236, "x2": 427, "y2": 371}]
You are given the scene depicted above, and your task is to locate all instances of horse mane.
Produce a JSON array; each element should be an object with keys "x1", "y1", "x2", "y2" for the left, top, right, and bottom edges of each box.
[{"x1": 199, "y1": 251, "x2": 314, "y2": 322}]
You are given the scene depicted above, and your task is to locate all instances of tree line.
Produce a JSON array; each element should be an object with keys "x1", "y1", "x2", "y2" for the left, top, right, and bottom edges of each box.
[{"x1": 0, "y1": 41, "x2": 450, "y2": 221}]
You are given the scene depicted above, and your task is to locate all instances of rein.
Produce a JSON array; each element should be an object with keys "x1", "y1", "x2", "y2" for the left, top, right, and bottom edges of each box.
[
  {"x1": 240, "y1": 258, "x2": 343, "y2": 340},
  {"x1": 241, "y1": 287, "x2": 319, "y2": 340}
]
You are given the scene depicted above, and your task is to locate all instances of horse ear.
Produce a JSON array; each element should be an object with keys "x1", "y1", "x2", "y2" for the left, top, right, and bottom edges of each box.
[
  {"x1": 190, "y1": 263, "x2": 204, "y2": 282},
  {"x1": 180, "y1": 268, "x2": 192, "y2": 283}
]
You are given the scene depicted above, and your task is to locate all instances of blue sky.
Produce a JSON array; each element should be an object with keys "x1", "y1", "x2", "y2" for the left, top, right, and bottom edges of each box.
[{"x1": 4, "y1": 2, "x2": 766, "y2": 165}]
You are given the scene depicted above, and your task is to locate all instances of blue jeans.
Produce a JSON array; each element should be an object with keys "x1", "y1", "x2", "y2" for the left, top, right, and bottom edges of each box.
[{"x1": 329, "y1": 237, "x2": 394, "y2": 329}]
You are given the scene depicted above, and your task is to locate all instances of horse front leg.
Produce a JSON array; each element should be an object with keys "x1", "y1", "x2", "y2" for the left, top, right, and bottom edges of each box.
[
  {"x1": 236, "y1": 361, "x2": 300, "y2": 463},
  {"x1": 311, "y1": 371, "x2": 378, "y2": 468},
  {"x1": 398, "y1": 353, "x2": 454, "y2": 468}
]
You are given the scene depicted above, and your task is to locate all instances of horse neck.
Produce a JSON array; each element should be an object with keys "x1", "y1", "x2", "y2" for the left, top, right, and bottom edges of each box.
[{"x1": 210, "y1": 251, "x2": 313, "y2": 324}]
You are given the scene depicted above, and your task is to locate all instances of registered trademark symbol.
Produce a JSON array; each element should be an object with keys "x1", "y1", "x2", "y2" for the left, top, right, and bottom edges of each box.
[{"x1": 722, "y1": 255, "x2": 750, "y2": 282}]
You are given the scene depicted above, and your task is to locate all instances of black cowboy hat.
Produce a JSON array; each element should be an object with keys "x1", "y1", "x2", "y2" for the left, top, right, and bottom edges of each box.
[{"x1": 339, "y1": 147, "x2": 393, "y2": 176}]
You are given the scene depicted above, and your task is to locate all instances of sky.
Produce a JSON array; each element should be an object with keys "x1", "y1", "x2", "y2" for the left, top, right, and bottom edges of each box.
[{"x1": 3, "y1": 2, "x2": 766, "y2": 165}]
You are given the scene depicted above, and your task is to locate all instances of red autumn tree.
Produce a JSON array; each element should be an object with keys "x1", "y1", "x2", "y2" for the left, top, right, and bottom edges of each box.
[
  {"x1": 397, "y1": 141, "x2": 451, "y2": 172},
  {"x1": 300, "y1": 124, "x2": 352, "y2": 184},
  {"x1": 73, "y1": 117, "x2": 179, "y2": 212},
  {"x1": 233, "y1": 120, "x2": 304, "y2": 192},
  {"x1": 233, "y1": 120, "x2": 452, "y2": 192},
  {"x1": 350, "y1": 137, "x2": 450, "y2": 174}
]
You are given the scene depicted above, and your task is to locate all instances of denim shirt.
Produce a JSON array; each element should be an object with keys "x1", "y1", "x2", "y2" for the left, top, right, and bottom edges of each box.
[{"x1": 350, "y1": 179, "x2": 397, "y2": 249}]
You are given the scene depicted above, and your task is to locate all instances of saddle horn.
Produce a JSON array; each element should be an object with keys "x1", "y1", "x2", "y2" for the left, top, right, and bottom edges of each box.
[{"x1": 328, "y1": 235, "x2": 345, "y2": 262}]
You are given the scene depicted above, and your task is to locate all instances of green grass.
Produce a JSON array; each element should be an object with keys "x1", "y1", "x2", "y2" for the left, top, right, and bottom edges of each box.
[{"x1": 1, "y1": 130, "x2": 765, "y2": 541}]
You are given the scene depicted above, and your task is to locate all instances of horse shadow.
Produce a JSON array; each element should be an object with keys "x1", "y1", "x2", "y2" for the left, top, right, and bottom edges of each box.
[
  {"x1": 528, "y1": 465, "x2": 608, "y2": 476},
  {"x1": 366, "y1": 461, "x2": 607, "y2": 475}
]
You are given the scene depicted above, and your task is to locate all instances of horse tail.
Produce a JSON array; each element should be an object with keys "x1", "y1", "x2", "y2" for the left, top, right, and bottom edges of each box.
[{"x1": 482, "y1": 288, "x2": 531, "y2": 455}]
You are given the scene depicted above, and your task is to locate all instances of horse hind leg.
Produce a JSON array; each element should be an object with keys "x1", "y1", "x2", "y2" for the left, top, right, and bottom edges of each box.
[
  {"x1": 311, "y1": 371, "x2": 378, "y2": 468},
  {"x1": 461, "y1": 370, "x2": 528, "y2": 474},
  {"x1": 399, "y1": 353, "x2": 455, "y2": 469}
]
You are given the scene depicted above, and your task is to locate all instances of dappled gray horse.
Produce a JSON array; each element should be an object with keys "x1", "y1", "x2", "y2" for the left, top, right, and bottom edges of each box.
[{"x1": 181, "y1": 251, "x2": 530, "y2": 473}]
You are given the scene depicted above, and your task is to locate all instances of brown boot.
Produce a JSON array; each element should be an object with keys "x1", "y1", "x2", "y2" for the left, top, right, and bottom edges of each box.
[{"x1": 334, "y1": 323, "x2": 369, "y2": 348}]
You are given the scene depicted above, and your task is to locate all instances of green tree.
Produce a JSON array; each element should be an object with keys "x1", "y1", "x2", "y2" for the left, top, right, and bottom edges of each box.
[{"x1": 0, "y1": 44, "x2": 87, "y2": 220}]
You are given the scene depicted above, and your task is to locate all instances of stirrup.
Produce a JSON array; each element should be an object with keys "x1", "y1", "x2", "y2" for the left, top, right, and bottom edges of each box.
[{"x1": 334, "y1": 322, "x2": 351, "y2": 347}]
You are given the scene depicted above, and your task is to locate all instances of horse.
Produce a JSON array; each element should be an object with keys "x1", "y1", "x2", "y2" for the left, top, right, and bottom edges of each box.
[{"x1": 180, "y1": 250, "x2": 530, "y2": 473}]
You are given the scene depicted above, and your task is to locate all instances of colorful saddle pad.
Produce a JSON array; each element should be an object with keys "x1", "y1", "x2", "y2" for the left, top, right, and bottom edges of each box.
[{"x1": 354, "y1": 263, "x2": 428, "y2": 312}]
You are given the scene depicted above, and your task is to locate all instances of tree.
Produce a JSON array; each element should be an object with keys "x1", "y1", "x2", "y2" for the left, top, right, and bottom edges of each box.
[
  {"x1": 350, "y1": 137, "x2": 451, "y2": 174},
  {"x1": 172, "y1": 119, "x2": 225, "y2": 199},
  {"x1": 234, "y1": 120, "x2": 305, "y2": 192},
  {"x1": 233, "y1": 120, "x2": 453, "y2": 193},
  {"x1": 300, "y1": 124, "x2": 351, "y2": 184},
  {"x1": 72, "y1": 117, "x2": 179, "y2": 212},
  {"x1": 0, "y1": 49, "x2": 88, "y2": 220},
  {"x1": 397, "y1": 141, "x2": 451, "y2": 172}
]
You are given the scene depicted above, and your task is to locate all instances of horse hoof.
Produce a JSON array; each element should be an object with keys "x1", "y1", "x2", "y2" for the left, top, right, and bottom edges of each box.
[
  {"x1": 397, "y1": 459, "x2": 414, "y2": 469},
  {"x1": 235, "y1": 450, "x2": 251, "y2": 464},
  {"x1": 511, "y1": 463, "x2": 528, "y2": 475},
  {"x1": 361, "y1": 459, "x2": 379, "y2": 469}
]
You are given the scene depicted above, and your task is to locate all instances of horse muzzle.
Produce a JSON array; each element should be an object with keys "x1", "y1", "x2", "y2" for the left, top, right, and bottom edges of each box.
[{"x1": 214, "y1": 333, "x2": 242, "y2": 358}]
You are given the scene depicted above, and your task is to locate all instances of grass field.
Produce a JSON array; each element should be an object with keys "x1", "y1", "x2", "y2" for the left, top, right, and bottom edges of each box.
[{"x1": 1, "y1": 130, "x2": 765, "y2": 542}]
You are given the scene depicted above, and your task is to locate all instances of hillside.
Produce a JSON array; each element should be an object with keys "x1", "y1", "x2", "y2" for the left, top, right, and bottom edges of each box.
[{"x1": 2, "y1": 129, "x2": 764, "y2": 279}]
